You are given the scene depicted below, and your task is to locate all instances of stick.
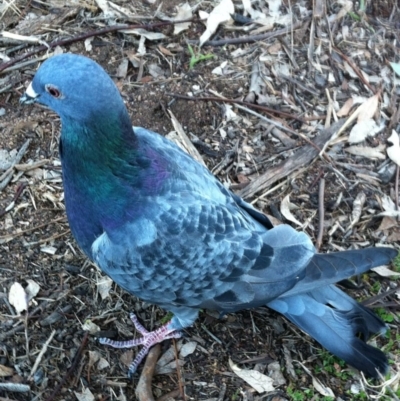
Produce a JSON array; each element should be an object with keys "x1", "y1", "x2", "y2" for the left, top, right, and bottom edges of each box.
[
  {"x1": 0, "y1": 18, "x2": 197, "y2": 73},
  {"x1": 136, "y1": 344, "x2": 161, "y2": 401},
  {"x1": 316, "y1": 178, "x2": 325, "y2": 251},
  {"x1": 28, "y1": 330, "x2": 56, "y2": 380}
]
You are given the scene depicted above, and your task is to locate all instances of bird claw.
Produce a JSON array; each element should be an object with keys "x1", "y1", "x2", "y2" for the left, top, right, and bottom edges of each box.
[{"x1": 98, "y1": 313, "x2": 181, "y2": 377}]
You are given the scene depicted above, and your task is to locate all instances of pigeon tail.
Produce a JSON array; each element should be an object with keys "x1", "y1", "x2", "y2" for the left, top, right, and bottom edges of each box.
[{"x1": 268, "y1": 285, "x2": 387, "y2": 378}]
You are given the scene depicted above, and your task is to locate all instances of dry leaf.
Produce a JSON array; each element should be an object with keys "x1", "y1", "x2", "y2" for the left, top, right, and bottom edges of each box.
[
  {"x1": 179, "y1": 341, "x2": 197, "y2": 357},
  {"x1": 337, "y1": 98, "x2": 354, "y2": 117},
  {"x1": 173, "y1": 3, "x2": 192, "y2": 35},
  {"x1": 9, "y1": 282, "x2": 28, "y2": 314},
  {"x1": 229, "y1": 358, "x2": 275, "y2": 393},
  {"x1": 348, "y1": 119, "x2": 381, "y2": 143},
  {"x1": 116, "y1": 58, "x2": 129, "y2": 78},
  {"x1": 97, "y1": 357, "x2": 110, "y2": 370},
  {"x1": 357, "y1": 93, "x2": 379, "y2": 122},
  {"x1": 97, "y1": 276, "x2": 113, "y2": 299},
  {"x1": 82, "y1": 320, "x2": 100, "y2": 334},
  {"x1": 199, "y1": 0, "x2": 234, "y2": 46},
  {"x1": 371, "y1": 266, "x2": 400, "y2": 277},
  {"x1": 297, "y1": 361, "x2": 334, "y2": 397},
  {"x1": 121, "y1": 28, "x2": 166, "y2": 41},
  {"x1": 387, "y1": 130, "x2": 400, "y2": 166},
  {"x1": 25, "y1": 279, "x2": 40, "y2": 301},
  {"x1": 280, "y1": 195, "x2": 303, "y2": 227},
  {"x1": 75, "y1": 387, "x2": 95, "y2": 401},
  {"x1": 0, "y1": 364, "x2": 14, "y2": 377},
  {"x1": 350, "y1": 192, "x2": 366, "y2": 227},
  {"x1": 345, "y1": 144, "x2": 386, "y2": 160}
]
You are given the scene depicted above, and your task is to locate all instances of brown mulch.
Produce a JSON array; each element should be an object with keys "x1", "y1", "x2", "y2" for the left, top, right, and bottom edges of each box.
[{"x1": 1, "y1": 1, "x2": 400, "y2": 400}]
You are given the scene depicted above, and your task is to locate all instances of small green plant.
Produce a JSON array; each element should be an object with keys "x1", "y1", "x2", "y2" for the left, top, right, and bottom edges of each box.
[
  {"x1": 392, "y1": 252, "x2": 400, "y2": 272},
  {"x1": 160, "y1": 311, "x2": 174, "y2": 324},
  {"x1": 187, "y1": 44, "x2": 214, "y2": 69},
  {"x1": 375, "y1": 307, "x2": 394, "y2": 323}
]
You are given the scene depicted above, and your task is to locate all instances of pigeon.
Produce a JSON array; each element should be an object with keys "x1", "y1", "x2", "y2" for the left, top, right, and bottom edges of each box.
[{"x1": 20, "y1": 54, "x2": 398, "y2": 379}]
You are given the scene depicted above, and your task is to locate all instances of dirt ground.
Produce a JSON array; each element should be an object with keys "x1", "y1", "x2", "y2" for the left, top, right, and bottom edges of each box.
[{"x1": 1, "y1": 1, "x2": 400, "y2": 400}]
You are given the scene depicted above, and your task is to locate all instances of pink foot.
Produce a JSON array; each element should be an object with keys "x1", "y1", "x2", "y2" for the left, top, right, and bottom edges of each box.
[{"x1": 99, "y1": 313, "x2": 181, "y2": 377}]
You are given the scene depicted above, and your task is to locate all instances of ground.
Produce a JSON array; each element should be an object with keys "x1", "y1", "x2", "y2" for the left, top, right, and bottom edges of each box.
[{"x1": 0, "y1": 1, "x2": 400, "y2": 400}]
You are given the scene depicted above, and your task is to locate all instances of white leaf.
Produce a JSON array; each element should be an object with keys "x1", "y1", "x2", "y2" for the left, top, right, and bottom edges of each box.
[
  {"x1": 97, "y1": 276, "x2": 113, "y2": 299},
  {"x1": 121, "y1": 28, "x2": 166, "y2": 41},
  {"x1": 387, "y1": 130, "x2": 400, "y2": 166},
  {"x1": 356, "y1": 93, "x2": 379, "y2": 122},
  {"x1": 390, "y1": 62, "x2": 400, "y2": 77},
  {"x1": 179, "y1": 341, "x2": 197, "y2": 357},
  {"x1": 372, "y1": 266, "x2": 400, "y2": 277},
  {"x1": 25, "y1": 279, "x2": 40, "y2": 301},
  {"x1": 173, "y1": 3, "x2": 192, "y2": 35},
  {"x1": 229, "y1": 358, "x2": 275, "y2": 393},
  {"x1": 9, "y1": 282, "x2": 28, "y2": 314},
  {"x1": 84, "y1": 38, "x2": 93, "y2": 52},
  {"x1": 345, "y1": 144, "x2": 386, "y2": 160},
  {"x1": 348, "y1": 119, "x2": 380, "y2": 143},
  {"x1": 212, "y1": 60, "x2": 228, "y2": 75},
  {"x1": 94, "y1": 0, "x2": 116, "y2": 20},
  {"x1": 199, "y1": 0, "x2": 234, "y2": 47},
  {"x1": 280, "y1": 195, "x2": 303, "y2": 227},
  {"x1": 97, "y1": 357, "x2": 110, "y2": 370},
  {"x1": 297, "y1": 361, "x2": 334, "y2": 397},
  {"x1": 82, "y1": 320, "x2": 100, "y2": 334},
  {"x1": 75, "y1": 387, "x2": 95, "y2": 401}
]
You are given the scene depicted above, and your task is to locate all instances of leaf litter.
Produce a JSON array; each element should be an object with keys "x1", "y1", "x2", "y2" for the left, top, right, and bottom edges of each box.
[{"x1": 0, "y1": 0, "x2": 399, "y2": 400}]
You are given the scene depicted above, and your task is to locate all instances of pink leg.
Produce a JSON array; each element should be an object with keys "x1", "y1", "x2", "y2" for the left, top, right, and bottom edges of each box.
[{"x1": 99, "y1": 313, "x2": 181, "y2": 377}]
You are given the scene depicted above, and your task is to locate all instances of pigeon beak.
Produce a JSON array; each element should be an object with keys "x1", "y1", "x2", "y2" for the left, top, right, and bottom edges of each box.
[{"x1": 20, "y1": 82, "x2": 39, "y2": 104}]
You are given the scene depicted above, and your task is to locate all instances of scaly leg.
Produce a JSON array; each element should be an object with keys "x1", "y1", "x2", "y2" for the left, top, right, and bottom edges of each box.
[{"x1": 99, "y1": 313, "x2": 181, "y2": 377}]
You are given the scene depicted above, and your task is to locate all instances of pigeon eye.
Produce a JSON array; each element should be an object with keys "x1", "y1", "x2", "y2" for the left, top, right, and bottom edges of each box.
[{"x1": 45, "y1": 85, "x2": 61, "y2": 98}]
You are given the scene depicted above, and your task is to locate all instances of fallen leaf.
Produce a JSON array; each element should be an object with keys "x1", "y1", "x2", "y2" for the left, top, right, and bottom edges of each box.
[
  {"x1": 280, "y1": 195, "x2": 303, "y2": 227},
  {"x1": 390, "y1": 62, "x2": 400, "y2": 77},
  {"x1": 9, "y1": 282, "x2": 28, "y2": 314},
  {"x1": 0, "y1": 364, "x2": 14, "y2": 377},
  {"x1": 97, "y1": 357, "x2": 110, "y2": 370},
  {"x1": 199, "y1": 0, "x2": 234, "y2": 46},
  {"x1": 75, "y1": 387, "x2": 95, "y2": 401},
  {"x1": 25, "y1": 279, "x2": 40, "y2": 301},
  {"x1": 97, "y1": 276, "x2": 113, "y2": 299},
  {"x1": 350, "y1": 192, "x2": 366, "y2": 227},
  {"x1": 371, "y1": 266, "x2": 400, "y2": 277},
  {"x1": 229, "y1": 358, "x2": 275, "y2": 393},
  {"x1": 173, "y1": 3, "x2": 192, "y2": 35},
  {"x1": 116, "y1": 58, "x2": 129, "y2": 78},
  {"x1": 348, "y1": 119, "x2": 381, "y2": 143},
  {"x1": 179, "y1": 341, "x2": 197, "y2": 357},
  {"x1": 387, "y1": 130, "x2": 400, "y2": 166},
  {"x1": 82, "y1": 320, "x2": 100, "y2": 334},
  {"x1": 357, "y1": 93, "x2": 379, "y2": 122},
  {"x1": 345, "y1": 144, "x2": 386, "y2": 160},
  {"x1": 337, "y1": 98, "x2": 354, "y2": 117}
]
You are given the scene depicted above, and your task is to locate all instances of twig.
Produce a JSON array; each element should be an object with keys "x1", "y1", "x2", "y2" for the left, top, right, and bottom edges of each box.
[
  {"x1": 44, "y1": 332, "x2": 89, "y2": 401},
  {"x1": 156, "y1": 390, "x2": 181, "y2": 401},
  {"x1": 173, "y1": 340, "x2": 185, "y2": 401},
  {"x1": 0, "y1": 182, "x2": 27, "y2": 218},
  {"x1": 0, "y1": 216, "x2": 66, "y2": 242},
  {"x1": 0, "y1": 18, "x2": 197, "y2": 73},
  {"x1": 186, "y1": 19, "x2": 309, "y2": 46},
  {"x1": 28, "y1": 330, "x2": 56, "y2": 381},
  {"x1": 316, "y1": 178, "x2": 325, "y2": 251},
  {"x1": 333, "y1": 47, "x2": 376, "y2": 94},
  {"x1": 395, "y1": 165, "x2": 399, "y2": 212},
  {"x1": 136, "y1": 344, "x2": 161, "y2": 401},
  {"x1": 0, "y1": 383, "x2": 30, "y2": 393},
  {"x1": 167, "y1": 92, "x2": 314, "y2": 124}
]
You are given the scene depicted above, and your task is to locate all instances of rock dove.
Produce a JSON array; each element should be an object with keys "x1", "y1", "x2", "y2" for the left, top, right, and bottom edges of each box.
[{"x1": 20, "y1": 54, "x2": 397, "y2": 379}]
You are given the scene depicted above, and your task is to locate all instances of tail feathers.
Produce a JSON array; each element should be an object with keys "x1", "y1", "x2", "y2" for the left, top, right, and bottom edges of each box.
[
  {"x1": 267, "y1": 285, "x2": 388, "y2": 378},
  {"x1": 284, "y1": 247, "x2": 397, "y2": 296}
]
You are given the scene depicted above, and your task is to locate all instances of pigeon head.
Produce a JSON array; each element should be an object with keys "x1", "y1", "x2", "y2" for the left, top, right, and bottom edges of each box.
[{"x1": 20, "y1": 53, "x2": 129, "y2": 125}]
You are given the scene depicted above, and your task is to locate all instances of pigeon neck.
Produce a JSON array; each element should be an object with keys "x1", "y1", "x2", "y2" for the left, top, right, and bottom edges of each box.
[{"x1": 59, "y1": 110, "x2": 144, "y2": 255}]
